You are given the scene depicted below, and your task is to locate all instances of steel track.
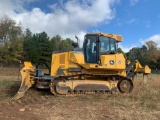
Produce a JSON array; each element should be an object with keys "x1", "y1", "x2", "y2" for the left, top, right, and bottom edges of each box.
[{"x1": 50, "y1": 73, "x2": 133, "y2": 95}]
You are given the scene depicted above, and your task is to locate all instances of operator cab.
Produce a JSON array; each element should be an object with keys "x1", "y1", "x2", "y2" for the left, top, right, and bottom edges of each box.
[{"x1": 83, "y1": 33, "x2": 122, "y2": 64}]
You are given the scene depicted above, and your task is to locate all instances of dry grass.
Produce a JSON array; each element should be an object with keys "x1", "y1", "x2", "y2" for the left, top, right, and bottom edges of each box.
[
  {"x1": 0, "y1": 68, "x2": 20, "y2": 76},
  {"x1": 0, "y1": 68, "x2": 160, "y2": 120}
]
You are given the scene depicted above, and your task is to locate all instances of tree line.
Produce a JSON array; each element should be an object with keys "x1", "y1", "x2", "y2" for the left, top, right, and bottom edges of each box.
[
  {"x1": 0, "y1": 16, "x2": 160, "y2": 69},
  {"x1": 0, "y1": 16, "x2": 73, "y2": 66}
]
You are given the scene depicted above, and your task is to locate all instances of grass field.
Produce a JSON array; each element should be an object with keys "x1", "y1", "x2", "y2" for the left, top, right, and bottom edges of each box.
[{"x1": 0, "y1": 68, "x2": 160, "y2": 120}]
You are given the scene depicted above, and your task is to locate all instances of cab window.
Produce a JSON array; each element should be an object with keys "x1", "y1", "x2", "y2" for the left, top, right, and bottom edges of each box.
[
  {"x1": 99, "y1": 36, "x2": 116, "y2": 54},
  {"x1": 84, "y1": 36, "x2": 97, "y2": 63}
]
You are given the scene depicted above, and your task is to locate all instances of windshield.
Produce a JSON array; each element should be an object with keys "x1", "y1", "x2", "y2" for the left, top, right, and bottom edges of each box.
[{"x1": 99, "y1": 36, "x2": 116, "y2": 54}]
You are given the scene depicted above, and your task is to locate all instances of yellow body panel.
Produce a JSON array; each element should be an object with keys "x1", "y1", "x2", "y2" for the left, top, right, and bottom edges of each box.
[
  {"x1": 51, "y1": 51, "x2": 85, "y2": 76},
  {"x1": 43, "y1": 50, "x2": 151, "y2": 86},
  {"x1": 50, "y1": 50, "x2": 127, "y2": 77},
  {"x1": 69, "y1": 51, "x2": 84, "y2": 64},
  {"x1": 101, "y1": 53, "x2": 125, "y2": 69}
]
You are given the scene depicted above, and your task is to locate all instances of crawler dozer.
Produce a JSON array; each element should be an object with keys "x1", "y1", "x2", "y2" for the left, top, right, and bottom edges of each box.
[{"x1": 13, "y1": 32, "x2": 151, "y2": 100}]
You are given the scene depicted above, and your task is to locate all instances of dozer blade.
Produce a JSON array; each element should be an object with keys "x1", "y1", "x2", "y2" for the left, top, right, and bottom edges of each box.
[{"x1": 12, "y1": 62, "x2": 35, "y2": 100}]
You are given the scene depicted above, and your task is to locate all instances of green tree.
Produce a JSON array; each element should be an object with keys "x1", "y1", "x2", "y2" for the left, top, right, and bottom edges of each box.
[
  {"x1": 117, "y1": 48, "x2": 124, "y2": 54},
  {"x1": 23, "y1": 30, "x2": 52, "y2": 64},
  {"x1": 23, "y1": 30, "x2": 38, "y2": 63},
  {"x1": 50, "y1": 35, "x2": 73, "y2": 51},
  {"x1": 126, "y1": 46, "x2": 149, "y2": 66},
  {"x1": 23, "y1": 32, "x2": 74, "y2": 64},
  {"x1": 0, "y1": 16, "x2": 23, "y2": 64},
  {"x1": 145, "y1": 40, "x2": 160, "y2": 68},
  {"x1": 37, "y1": 32, "x2": 52, "y2": 64},
  {"x1": 50, "y1": 35, "x2": 62, "y2": 51},
  {"x1": 126, "y1": 40, "x2": 160, "y2": 68},
  {"x1": 126, "y1": 47, "x2": 142, "y2": 61}
]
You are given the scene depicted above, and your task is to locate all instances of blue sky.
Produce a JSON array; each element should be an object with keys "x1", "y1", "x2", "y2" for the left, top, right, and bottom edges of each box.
[{"x1": 1, "y1": 0, "x2": 160, "y2": 52}]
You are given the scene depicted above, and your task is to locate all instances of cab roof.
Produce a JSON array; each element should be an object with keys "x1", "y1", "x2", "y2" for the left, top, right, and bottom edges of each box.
[{"x1": 86, "y1": 32, "x2": 123, "y2": 42}]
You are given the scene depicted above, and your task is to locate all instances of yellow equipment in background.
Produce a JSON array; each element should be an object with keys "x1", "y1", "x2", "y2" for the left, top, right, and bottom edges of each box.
[{"x1": 13, "y1": 32, "x2": 151, "y2": 100}]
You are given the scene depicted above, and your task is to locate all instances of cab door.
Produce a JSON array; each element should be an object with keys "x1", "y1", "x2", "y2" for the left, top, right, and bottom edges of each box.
[{"x1": 83, "y1": 35, "x2": 99, "y2": 63}]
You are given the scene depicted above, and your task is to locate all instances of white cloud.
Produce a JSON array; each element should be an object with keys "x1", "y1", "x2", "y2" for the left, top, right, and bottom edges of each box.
[
  {"x1": 118, "y1": 43, "x2": 136, "y2": 53},
  {"x1": 119, "y1": 34, "x2": 160, "y2": 52},
  {"x1": 0, "y1": 0, "x2": 118, "y2": 47},
  {"x1": 23, "y1": 0, "x2": 40, "y2": 3},
  {"x1": 130, "y1": 0, "x2": 139, "y2": 6},
  {"x1": 126, "y1": 18, "x2": 138, "y2": 24},
  {"x1": 0, "y1": 0, "x2": 24, "y2": 18},
  {"x1": 140, "y1": 34, "x2": 160, "y2": 47}
]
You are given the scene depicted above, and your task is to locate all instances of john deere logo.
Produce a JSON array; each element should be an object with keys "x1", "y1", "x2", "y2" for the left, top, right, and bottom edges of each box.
[
  {"x1": 110, "y1": 60, "x2": 114, "y2": 65},
  {"x1": 118, "y1": 60, "x2": 121, "y2": 64}
]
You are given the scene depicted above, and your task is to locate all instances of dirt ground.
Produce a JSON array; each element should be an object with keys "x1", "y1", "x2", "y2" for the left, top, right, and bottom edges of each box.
[
  {"x1": 1, "y1": 88, "x2": 160, "y2": 120},
  {"x1": 0, "y1": 68, "x2": 160, "y2": 120}
]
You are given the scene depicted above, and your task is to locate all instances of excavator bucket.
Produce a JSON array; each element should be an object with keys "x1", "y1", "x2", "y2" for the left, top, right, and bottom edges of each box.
[{"x1": 12, "y1": 62, "x2": 35, "y2": 100}]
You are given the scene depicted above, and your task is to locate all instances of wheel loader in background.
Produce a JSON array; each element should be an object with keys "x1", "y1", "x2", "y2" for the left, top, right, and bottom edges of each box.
[{"x1": 13, "y1": 32, "x2": 151, "y2": 100}]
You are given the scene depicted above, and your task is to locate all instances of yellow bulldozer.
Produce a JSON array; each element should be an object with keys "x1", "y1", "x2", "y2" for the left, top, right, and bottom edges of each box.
[{"x1": 13, "y1": 32, "x2": 151, "y2": 100}]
